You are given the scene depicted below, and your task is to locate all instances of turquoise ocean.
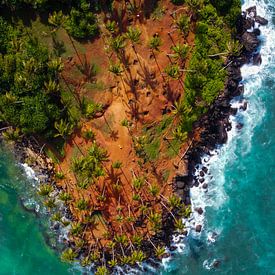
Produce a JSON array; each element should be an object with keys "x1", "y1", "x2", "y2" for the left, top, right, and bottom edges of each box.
[{"x1": 0, "y1": 0, "x2": 274, "y2": 274}]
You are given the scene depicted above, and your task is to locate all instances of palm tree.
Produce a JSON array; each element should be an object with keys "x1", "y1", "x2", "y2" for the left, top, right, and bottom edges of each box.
[
  {"x1": 44, "y1": 79, "x2": 60, "y2": 94},
  {"x1": 110, "y1": 35, "x2": 127, "y2": 56},
  {"x1": 130, "y1": 250, "x2": 145, "y2": 264},
  {"x1": 37, "y1": 184, "x2": 53, "y2": 196},
  {"x1": 48, "y1": 11, "x2": 84, "y2": 67},
  {"x1": 59, "y1": 192, "x2": 72, "y2": 204},
  {"x1": 108, "y1": 62, "x2": 123, "y2": 77},
  {"x1": 168, "y1": 194, "x2": 182, "y2": 208},
  {"x1": 155, "y1": 245, "x2": 166, "y2": 259},
  {"x1": 148, "y1": 35, "x2": 165, "y2": 81},
  {"x1": 105, "y1": 20, "x2": 117, "y2": 35},
  {"x1": 175, "y1": 14, "x2": 190, "y2": 37},
  {"x1": 75, "y1": 198, "x2": 89, "y2": 210},
  {"x1": 170, "y1": 44, "x2": 189, "y2": 62},
  {"x1": 125, "y1": 26, "x2": 141, "y2": 45},
  {"x1": 95, "y1": 266, "x2": 109, "y2": 275},
  {"x1": 174, "y1": 218, "x2": 185, "y2": 232},
  {"x1": 164, "y1": 64, "x2": 184, "y2": 89},
  {"x1": 208, "y1": 40, "x2": 243, "y2": 58},
  {"x1": 60, "y1": 248, "x2": 77, "y2": 263},
  {"x1": 54, "y1": 119, "x2": 74, "y2": 140}
]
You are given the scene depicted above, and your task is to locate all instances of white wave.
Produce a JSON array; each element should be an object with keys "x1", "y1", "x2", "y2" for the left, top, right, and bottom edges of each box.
[{"x1": 20, "y1": 163, "x2": 39, "y2": 183}]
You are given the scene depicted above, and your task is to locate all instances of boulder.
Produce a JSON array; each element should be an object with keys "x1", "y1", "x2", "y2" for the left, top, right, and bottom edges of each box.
[
  {"x1": 255, "y1": 16, "x2": 268, "y2": 26},
  {"x1": 176, "y1": 181, "x2": 185, "y2": 189},
  {"x1": 195, "y1": 224, "x2": 202, "y2": 232},
  {"x1": 241, "y1": 32, "x2": 260, "y2": 52},
  {"x1": 195, "y1": 207, "x2": 203, "y2": 215},
  {"x1": 246, "y1": 6, "x2": 257, "y2": 17},
  {"x1": 253, "y1": 53, "x2": 262, "y2": 65}
]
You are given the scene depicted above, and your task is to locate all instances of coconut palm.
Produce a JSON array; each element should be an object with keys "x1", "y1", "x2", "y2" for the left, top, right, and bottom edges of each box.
[
  {"x1": 37, "y1": 184, "x2": 53, "y2": 196},
  {"x1": 44, "y1": 79, "x2": 60, "y2": 94},
  {"x1": 108, "y1": 258, "x2": 118, "y2": 268},
  {"x1": 164, "y1": 64, "x2": 181, "y2": 79},
  {"x1": 125, "y1": 26, "x2": 141, "y2": 45},
  {"x1": 80, "y1": 256, "x2": 91, "y2": 267},
  {"x1": 105, "y1": 20, "x2": 117, "y2": 34},
  {"x1": 110, "y1": 35, "x2": 126, "y2": 55},
  {"x1": 70, "y1": 222, "x2": 83, "y2": 236},
  {"x1": 47, "y1": 57, "x2": 64, "y2": 73},
  {"x1": 174, "y1": 218, "x2": 185, "y2": 232},
  {"x1": 59, "y1": 192, "x2": 72, "y2": 203},
  {"x1": 75, "y1": 198, "x2": 89, "y2": 210},
  {"x1": 148, "y1": 183, "x2": 160, "y2": 197},
  {"x1": 155, "y1": 245, "x2": 166, "y2": 258},
  {"x1": 132, "y1": 234, "x2": 143, "y2": 247},
  {"x1": 95, "y1": 266, "x2": 109, "y2": 275},
  {"x1": 130, "y1": 250, "x2": 145, "y2": 264},
  {"x1": 60, "y1": 248, "x2": 77, "y2": 263},
  {"x1": 54, "y1": 119, "x2": 74, "y2": 140},
  {"x1": 168, "y1": 194, "x2": 182, "y2": 208},
  {"x1": 148, "y1": 35, "x2": 162, "y2": 51},
  {"x1": 108, "y1": 63, "x2": 123, "y2": 76},
  {"x1": 175, "y1": 14, "x2": 190, "y2": 37},
  {"x1": 170, "y1": 44, "x2": 189, "y2": 62},
  {"x1": 148, "y1": 211, "x2": 162, "y2": 231}
]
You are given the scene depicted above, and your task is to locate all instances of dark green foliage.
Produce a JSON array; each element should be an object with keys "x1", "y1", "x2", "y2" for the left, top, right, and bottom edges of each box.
[
  {"x1": 0, "y1": 17, "x2": 68, "y2": 138},
  {"x1": 65, "y1": 2, "x2": 99, "y2": 40},
  {"x1": 171, "y1": 0, "x2": 185, "y2": 5}
]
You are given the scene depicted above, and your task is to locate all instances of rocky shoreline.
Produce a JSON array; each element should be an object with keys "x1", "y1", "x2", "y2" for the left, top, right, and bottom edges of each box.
[{"x1": 172, "y1": 6, "x2": 267, "y2": 237}]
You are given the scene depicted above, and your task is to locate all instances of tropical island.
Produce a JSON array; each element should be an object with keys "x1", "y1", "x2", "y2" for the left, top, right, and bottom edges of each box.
[{"x1": 0, "y1": 0, "x2": 256, "y2": 273}]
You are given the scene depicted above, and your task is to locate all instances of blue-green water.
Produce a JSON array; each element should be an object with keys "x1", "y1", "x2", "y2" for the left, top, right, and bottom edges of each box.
[
  {"x1": 0, "y1": 1, "x2": 275, "y2": 275},
  {"x1": 0, "y1": 149, "x2": 70, "y2": 274}
]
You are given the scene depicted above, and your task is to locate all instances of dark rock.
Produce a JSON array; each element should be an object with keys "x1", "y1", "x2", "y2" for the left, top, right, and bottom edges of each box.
[
  {"x1": 255, "y1": 15, "x2": 268, "y2": 26},
  {"x1": 199, "y1": 171, "x2": 204, "y2": 177},
  {"x1": 202, "y1": 183, "x2": 208, "y2": 189},
  {"x1": 246, "y1": 6, "x2": 257, "y2": 17},
  {"x1": 199, "y1": 178, "x2": 205, "y2": 183},
  {"x1": 253, "y1": 53, "x2": 262, "y2": 65},
  {"x1": 195, "y1": 207, "x2": 203, "y2": 215},
  {"x1": 202, "y1": 166, "x2": 208, "y2": 173},
  {"x1": 241, "y1": 32, "x2": 260, "y2": 52},
  {"x1": 236, "y1": 123, "x2": 244, "y2": 130},
  {"x1": 195, "y1": 225, "x2": 202, "y2": 232},
  {"x1": 176, "y1": 189, "x2": 184, "y2": 198},
  {"x1": 176, "y1": 181, "x2": 185, "y2": 189},
  {"x1": 253, "y1": 28, "x2": 261, "y2": 36},
  {"x1": 170, "y1": 246, "x2": 177, "y2": 252},
  {"x1": 213, "y1": 259, "x2": 221, "y2": 268},
  {"x1": 240, "y1": 101, "x2": 248, "y2": 111}
]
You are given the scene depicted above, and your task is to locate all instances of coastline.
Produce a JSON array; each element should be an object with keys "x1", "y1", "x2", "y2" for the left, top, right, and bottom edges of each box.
[
  {"x1": 0, "y1": 5, "x2": 268, "y2": 274},
  {"x1": 170, "y1": 2, "x2": 267, "y2": 264}
]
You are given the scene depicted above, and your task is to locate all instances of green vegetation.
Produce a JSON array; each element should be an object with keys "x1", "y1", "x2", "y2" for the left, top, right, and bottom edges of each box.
[{"x1": 0, "y1": 20, "x2": 69, "y2": 138}]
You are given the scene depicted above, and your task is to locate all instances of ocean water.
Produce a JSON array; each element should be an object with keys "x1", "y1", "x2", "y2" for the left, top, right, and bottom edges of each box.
[
  {"x1": 0, "y1": 0, "x2": 274, "y2": 275},
  {"x1": 0, "y1": 148, "x2": 71, "y2": 275}
]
